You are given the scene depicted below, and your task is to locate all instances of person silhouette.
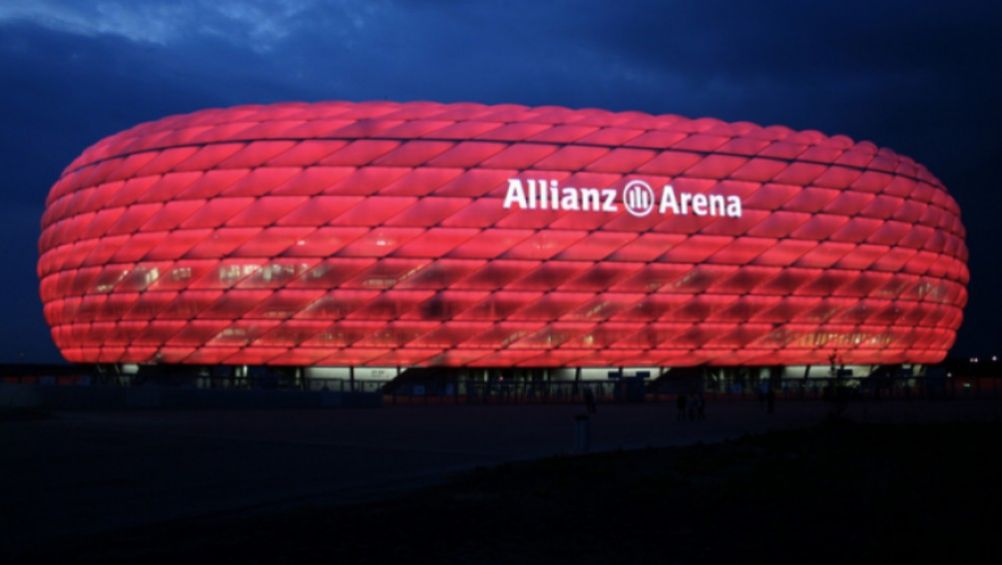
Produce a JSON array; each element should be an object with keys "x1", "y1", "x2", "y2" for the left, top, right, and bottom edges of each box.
[
  {"x1": 583, "y1": 387, "x2": 597, "y2": 414},
  {"x1": 676, "y1": 392, "x2": 687, "y2": 421}
]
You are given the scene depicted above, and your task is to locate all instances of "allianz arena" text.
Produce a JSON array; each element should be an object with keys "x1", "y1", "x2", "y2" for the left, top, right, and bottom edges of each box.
[{"x1": 502, "y1": 178, "x2": 743, "y2": 218}]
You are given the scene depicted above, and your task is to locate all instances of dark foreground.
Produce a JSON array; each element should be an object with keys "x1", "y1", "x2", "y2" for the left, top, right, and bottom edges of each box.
[{"x1": 21, "y1": 418, "x2": 1002, "y2": 564}]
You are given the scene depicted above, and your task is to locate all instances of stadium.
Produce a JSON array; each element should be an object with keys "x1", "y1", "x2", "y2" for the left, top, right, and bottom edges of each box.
[{"x1": 37, "y1": 101, "x2": 968, "y2": 388}]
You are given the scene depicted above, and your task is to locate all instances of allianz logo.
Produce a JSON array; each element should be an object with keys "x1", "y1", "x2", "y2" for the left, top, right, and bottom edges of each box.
[{"x1": 502, "y1": 178, "x2": 743, "y2": 218}]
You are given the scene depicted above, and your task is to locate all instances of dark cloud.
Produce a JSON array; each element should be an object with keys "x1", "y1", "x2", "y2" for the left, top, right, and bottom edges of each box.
[{"x1": 1, "y1": 1, "x2": 999, "y2": 361}]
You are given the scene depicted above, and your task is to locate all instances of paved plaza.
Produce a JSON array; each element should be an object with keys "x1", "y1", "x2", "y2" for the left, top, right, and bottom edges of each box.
[{"x1": 2, "y1": 398, "x2": 1000, "y2": 556}]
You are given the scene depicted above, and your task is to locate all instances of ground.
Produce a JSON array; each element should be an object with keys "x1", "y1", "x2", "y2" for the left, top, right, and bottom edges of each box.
[{"x1": 3, "y1": 399, "x2": 1001, "y2": 563}]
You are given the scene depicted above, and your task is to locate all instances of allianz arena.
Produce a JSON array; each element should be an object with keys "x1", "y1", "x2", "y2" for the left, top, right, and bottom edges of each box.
[{"x1": 38, "y1": 101, "x2": 968, "y2": 375}]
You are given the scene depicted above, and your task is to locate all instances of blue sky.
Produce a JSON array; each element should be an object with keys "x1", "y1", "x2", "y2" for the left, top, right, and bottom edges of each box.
[{"x1": 1, "y1": 0, "x2": 1000, "y2": 361}]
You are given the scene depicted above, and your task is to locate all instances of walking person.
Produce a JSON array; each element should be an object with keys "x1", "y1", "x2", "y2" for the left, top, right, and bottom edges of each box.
[{"x1": 676, "y1": 392, "x2": 687, "y2": 421}]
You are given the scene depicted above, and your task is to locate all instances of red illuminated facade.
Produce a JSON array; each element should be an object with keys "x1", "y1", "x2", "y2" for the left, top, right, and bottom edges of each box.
[{"x1": 38, "y1": 101, "x2": 968, "y2": 367}]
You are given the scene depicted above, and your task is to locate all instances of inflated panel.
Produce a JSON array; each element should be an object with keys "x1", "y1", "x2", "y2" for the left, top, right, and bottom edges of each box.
[{"x1": 39, "y1": 101, "x2": 968, "y2": 366}]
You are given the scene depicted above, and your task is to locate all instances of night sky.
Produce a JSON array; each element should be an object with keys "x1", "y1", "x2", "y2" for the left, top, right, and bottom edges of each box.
[{"x1": 1, "y1": 0, "x2": 1000, "y2": 363}]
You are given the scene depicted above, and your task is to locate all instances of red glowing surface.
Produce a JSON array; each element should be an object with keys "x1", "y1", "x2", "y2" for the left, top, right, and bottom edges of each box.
[{"x1": 38, "y1": 101, "x2": 968, "y2": 366}]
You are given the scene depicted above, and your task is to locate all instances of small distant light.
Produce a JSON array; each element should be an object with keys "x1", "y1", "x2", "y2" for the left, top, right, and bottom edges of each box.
[
  {"x1": 947, "y1": 372, "x2": 953, "y2": 378},
  {"x1": 971, "y1": 357, "x2": 979, "y2": 363},
  {"x1": 993, "y1": 355, "x2": 998, "y2": 362}
]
